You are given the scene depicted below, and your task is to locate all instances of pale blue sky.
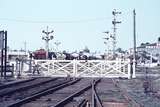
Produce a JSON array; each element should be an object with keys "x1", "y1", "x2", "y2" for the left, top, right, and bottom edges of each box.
[{"x1": 0, "y1": 0, "x2": 160, "y2": 52}]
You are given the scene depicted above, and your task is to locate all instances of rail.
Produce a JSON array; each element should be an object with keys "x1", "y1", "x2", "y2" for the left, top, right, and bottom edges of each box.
[
  {"x1": 91, "y1": 79, "x2": 103, "y2": 107},
  {"x1": 0, "y1": 78, "x2": 57, "y2": 97},
  {"x1": 53, "y1": 79, "x2": 101, "y2": 107},
  {"x1": 77, "y1": 99, "x2": 88, "y2": 107},
  {"x1": 7, "y1": 78, "x2": 80, "y2": 107},
  {"x1": 0, "y1": 78, "x2": 36, "y2": 89},
  {"x1": 112, "y1": 79, "x2": 144, "y2": 107}
]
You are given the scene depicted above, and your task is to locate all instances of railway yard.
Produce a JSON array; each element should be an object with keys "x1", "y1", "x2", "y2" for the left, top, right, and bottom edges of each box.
[
  {"x1": 0, "y1": 66, "x2": 160, "y2": 107},
  {"x1": 1, "y1": 1, "x2": 160, "y2": 106}
]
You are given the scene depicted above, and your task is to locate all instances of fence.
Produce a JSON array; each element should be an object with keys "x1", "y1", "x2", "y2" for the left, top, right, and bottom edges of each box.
[{"x1": 34, "y1": 59, "x2": 133, "y2": 79}]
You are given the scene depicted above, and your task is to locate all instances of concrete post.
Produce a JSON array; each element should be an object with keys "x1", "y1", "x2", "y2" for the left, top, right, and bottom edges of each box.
[
  {"x1": 132, "y1": 59, "x2": 136, "y2": 78},
  {"x1": 128, "y1": 59, "x2": 131, "y2": 79},
  {"x1": 29, "y1": 59, "x2": 32, "y2": 73},
  {"x1": 73, "y1": 59, "x2": 77, "y2": 77}
]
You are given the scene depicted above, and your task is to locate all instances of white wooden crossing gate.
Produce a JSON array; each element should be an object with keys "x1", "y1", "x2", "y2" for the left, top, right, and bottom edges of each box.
[{"x1": 35, "y1": 59, "x2": 133, "y2": 79}]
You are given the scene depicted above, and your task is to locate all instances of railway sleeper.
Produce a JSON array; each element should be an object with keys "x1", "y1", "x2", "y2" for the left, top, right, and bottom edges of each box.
[
  {"x1": 0, "y1": 77, "x2": 58, "y2": 97},
  {"x1": 0, "y1": 78, "x2": 36, "y2": 90},
  {"x1": 7, "y1": 78, "x2": 80, "y2": 107},
  {"x1": 52, "y1": 79, "x2": 101, "y2": 107}
]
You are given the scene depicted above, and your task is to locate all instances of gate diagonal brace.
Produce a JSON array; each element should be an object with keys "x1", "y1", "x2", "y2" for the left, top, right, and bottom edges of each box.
[
  {"x1": 35, "y1": 60, "x2": 131, "y2": 78},
  {"x1": 77, "y1": 62, "x2": 101, "y2": 76},
  {"x1": 51, "y1": 62, "x2": 73, "y2": 74},
  {"x1": 103, "y1": 63, "x2": 127, "y2": 75}
]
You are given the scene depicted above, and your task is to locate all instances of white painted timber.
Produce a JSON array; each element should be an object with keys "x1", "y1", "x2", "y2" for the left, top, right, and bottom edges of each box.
[{"x1": 34, "y1": 59, "x2": 132, "y2": 78}]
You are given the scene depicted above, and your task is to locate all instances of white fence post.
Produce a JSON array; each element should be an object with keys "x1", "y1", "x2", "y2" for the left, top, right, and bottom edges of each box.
[
  {"x1": 128, "y1": 59, "x2": 131, "y2": 79},
  {"x1": 132, "y1": 59, "x2": 136, "y2": 78},
  {"x1": 100, "y1": 61, "x2": 103, "y2": 77},
  {"x1": 52, "y1": 60, "x2": 54, "y2": 71},
  {"x1": 73, "y1": 59, "x2": 77, "y2": 77},
  {"x1": 47, "y1": 61, "x2": 50, "y2": 76},
  {"x1": 75, "y1": 60, "x2": 77, "y2": 77}
]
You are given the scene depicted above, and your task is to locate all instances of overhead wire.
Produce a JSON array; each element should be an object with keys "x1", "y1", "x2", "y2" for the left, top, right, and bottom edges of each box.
[{"x1": 0, "y1": 17, "x2": 111, "y2": 24}]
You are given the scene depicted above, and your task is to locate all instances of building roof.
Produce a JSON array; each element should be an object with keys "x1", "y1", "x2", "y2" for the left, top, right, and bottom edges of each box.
[{"x1": 138, "y1": 43, "x2": 160, "y2": 49}]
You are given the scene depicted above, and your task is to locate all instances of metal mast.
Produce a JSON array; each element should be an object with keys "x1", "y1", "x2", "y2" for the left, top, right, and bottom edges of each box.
[
  {"x1": 133, "y1": 9, "x2": 136, "y2": 61},
  {"x1": 42, "y1": 26, "x2": 54, "y2": 59},
  {"x1": 132, "y1": 9, "x2": 136, "y2": 78},
  {"x1": 112, "y1": 9, "x2": 121, "y2": 56}
]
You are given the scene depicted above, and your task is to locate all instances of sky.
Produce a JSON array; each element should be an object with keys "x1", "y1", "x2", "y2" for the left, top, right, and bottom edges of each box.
[{"x1": 0, "y1": 0, "x2": 160, "y2": 53}]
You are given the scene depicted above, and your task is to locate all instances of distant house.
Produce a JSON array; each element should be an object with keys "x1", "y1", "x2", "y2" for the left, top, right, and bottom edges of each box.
[
  {"x1": 130, "y1": 37, "x2": 160, "y2": 57},
  {"x1": 7, "y1": 50, "x2": 28, "y2": 61},
  {"x1": 137, "y1": 42, "x2": 160, "y2": 57},
  {"x1": 129, "y1": 37, "x2": 160, "y2": 65}
]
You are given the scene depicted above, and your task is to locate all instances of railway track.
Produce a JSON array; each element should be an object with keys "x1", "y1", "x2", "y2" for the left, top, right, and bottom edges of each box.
[
  {"x1": 0, "y1": 78, "x2": 36, "y2": 90},
  {"x1": 7, "y1": 78, "x2": 100, "y2": 107},
  {"x1": 0, "y1": 77, "x2": 145, "y2": 107},
  {"x1": 94, "y1": 78, "x2": 143, "y2": 107},
  {"x1": 53, "y1": 79, "x2": 102, "y2": 107},
  {"x1": 118, "y1": 78, "x2": 160, "y2": 107},
  {"x1": 7, "y1": 78, "x2": 80, "y2": 107},
  {"x1": 0, "y1": 77, "x2": 74, "y2": 107},
  {"x1": 111, "y1": 79, "x2": 143, "y2": 107},
  {"x1": 63, "y1": 78, "x2": 143, "y2": 107},
  {"x1": 0, "y1": 77, "x2": 58, "y2": 97}
]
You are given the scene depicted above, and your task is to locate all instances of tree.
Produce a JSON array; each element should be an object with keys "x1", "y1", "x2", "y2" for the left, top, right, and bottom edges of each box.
[
  {"x1": 145, "y1": 42, "x2": 150, "y2": 45},
  {"x1": 141, "y1": 43, "x2": 145, "y2": 46},
  {"x1": 83, "y1": 46, "x2": 90, "y2": 53},
  {"x1": 116, "y1": 48, "x2": 125, "y2": 53},
  {"x1": 158, "y1": 37, "x2": 160, "y2": 42}
]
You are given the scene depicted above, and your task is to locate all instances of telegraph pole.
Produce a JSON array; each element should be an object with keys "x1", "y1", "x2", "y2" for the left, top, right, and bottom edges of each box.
[
  {"x1": 54, "y1": 41, "x2": 61, "y2": 52},
  {"x1": 112, "y1": 9, "x2": 121, "y2": 56},
  {"x1": 4, "y1": 31, "x2": 7, "y2": 78},
  {"x1": 0, "y1": 31, "x2": 4, "y2": 77},
  {"x1": 0, "y1": 30, "x2": 7, "y2": 78},
  {"x1": 42, "y1": 26, "x2": 54, "y2": 59},
  {"x1": 132, "y1": 9, "x2": 136, "y2": 78}
]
